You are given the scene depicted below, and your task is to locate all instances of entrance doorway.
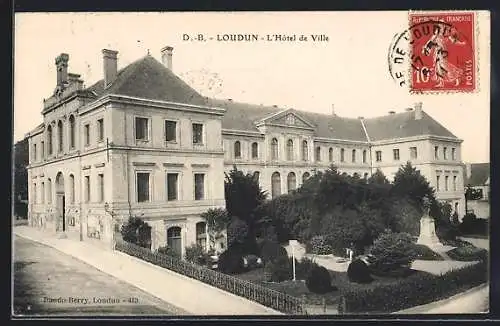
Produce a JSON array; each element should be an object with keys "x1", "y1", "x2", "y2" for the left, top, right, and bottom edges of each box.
[{"x1": 55, "y1": 172, "x2": 66, "y2": 232}]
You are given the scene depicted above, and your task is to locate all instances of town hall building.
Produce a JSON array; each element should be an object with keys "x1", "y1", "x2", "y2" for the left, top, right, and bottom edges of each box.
[{"x1": 25, "y1": 46, "x2": 466, "y2": 257}]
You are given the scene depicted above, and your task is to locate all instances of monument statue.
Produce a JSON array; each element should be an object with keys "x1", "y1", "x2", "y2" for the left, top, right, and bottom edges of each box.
[{"x1": 416, "y1": 195, "x2": 443, "y2": 247}]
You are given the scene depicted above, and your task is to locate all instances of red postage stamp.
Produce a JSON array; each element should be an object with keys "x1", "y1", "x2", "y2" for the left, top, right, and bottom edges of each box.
[{"x1": 408, "y1": 12, "x2": 476, "y2": 93}]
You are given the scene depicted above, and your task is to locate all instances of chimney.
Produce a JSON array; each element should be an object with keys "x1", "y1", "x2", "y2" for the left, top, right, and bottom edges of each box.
[
  {"x1": 405, "y1": 107, "x2": 414, "y2": 112},
  {"x1": 358, "y1": 116, "x2": 364, "y2": 119},
  {"x1": 388, "y1": 111, "x2": 396, "y2": 115},
  {"x1": 68, "y1": 73, "x2": 84, "y2": 91},
  {"x1": 55, "y1": 53, "x2": 69, "y2": 87},
  {"x1": 331, "y1": 104, "x2": 336, "y2": 116},
  {"x1": 102, "y1": 49, "x2": 118, "y2": 88},
  {"x1": 161, "y1": 46, "x2": 173, "y2": 70},
  {"x1": 414, "y1": 101, "x2": 423, "y2": 120}
]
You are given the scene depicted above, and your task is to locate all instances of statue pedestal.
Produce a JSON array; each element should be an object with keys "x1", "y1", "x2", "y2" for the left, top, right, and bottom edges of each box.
[{"x1": 417, "y1": 216, "x2": 443, "y2": 247}]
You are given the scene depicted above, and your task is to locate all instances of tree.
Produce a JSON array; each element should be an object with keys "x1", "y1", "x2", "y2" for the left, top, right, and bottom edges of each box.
[
  {"x1": 368, "y1": 169, "x2": 390, "y2": 185},
  {"x1": 227, "y1": 217, "x2": 249, "y2": 247},
  {"x1": 465, "y1": 185, "x2": 483, "y2": 201},
  {"x1": 201, "y1": 208, "x2": 230, "y2": 251},
  {"x1": 224, "y1": 167, "x2": 267, "y2": 245},
  {"x1": 392, "y1": 162, "x2": 435, "y2": 208},
  {"x1": 389, "y1": 197, "x2": 421, "y2": 236},
  {"x1": 120, "y1": 216, "x2": 151, "y2": 248},
  {"x1": 13, "y1": 138, "x2": 29, "y2": 218}
]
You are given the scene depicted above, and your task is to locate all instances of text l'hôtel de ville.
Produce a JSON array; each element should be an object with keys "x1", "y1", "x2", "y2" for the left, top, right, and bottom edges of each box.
[{"x1": 182, "y1": 33, "x2": 329, "y2": 42}]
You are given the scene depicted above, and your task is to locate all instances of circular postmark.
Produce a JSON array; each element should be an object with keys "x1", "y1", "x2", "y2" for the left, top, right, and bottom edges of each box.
[{"x1": 388, "y1": 12, "x2": 475, "y2": 93}]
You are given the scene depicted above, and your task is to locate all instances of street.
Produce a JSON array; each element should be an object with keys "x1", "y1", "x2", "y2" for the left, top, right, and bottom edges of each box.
[{"x1": 13, "y1": 235, "x2": 187, "y2": 316}]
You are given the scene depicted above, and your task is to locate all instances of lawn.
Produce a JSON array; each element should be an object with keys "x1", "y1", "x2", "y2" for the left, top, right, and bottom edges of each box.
[{"x1": 236, "y1": 266, "x2": 431, "y2": 308}]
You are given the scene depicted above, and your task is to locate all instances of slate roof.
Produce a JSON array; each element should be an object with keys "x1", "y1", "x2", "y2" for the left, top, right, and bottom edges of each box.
[
  {"x1": 362, "y1": 111, "x2": 458, "y2": 141},
  {"x1": 78, "y1": 55, "x2": 458, "y2": 142},
  {"x1": 465, "y1": 163, "x2": 490, "y2": 186},
  {"x1": 87, "y1": 55, "x2": 207, "y2": 106}
]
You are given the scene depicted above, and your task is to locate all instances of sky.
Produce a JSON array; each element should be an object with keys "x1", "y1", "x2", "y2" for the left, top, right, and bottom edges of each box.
[{"x1": 13, "y1": 11, "x2": 490, "y2": 163}]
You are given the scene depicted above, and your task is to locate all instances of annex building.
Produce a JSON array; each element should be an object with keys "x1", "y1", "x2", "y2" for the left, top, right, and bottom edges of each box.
[{"x1": 25, "y1": 47, "x2": 466, "y2": 256}]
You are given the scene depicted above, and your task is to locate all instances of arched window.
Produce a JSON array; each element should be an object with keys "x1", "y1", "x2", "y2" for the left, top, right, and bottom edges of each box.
[
  {"x1": 362, "y1": 150, "x2": 367, "y2": 163},
  {"x1": 302, "y1": 140, "x2": 308, "y2": 161},
  {"x1": 167, "y1": 226, "x2": 182, "y2": 257},
  {"x1": 271, "y1": 172, "x2": 281, "y2": 198},
  {"x1": 352, "y1": 149, "x2": 356, "y2": 162},
  {"x1": 302, "y1": 172, "x2": 310, "y2": 184},
  {"x1": 47, "y1": 125, "x2": 53, "y2": 155},
  {"x1": 251, "y1": 142, "x2": 258, "y2": 159},
  {"x1": 196, "y1": 222, "x2": 207, "y2": 252},
  {"x1": 329, "y1": 148, "x2": 334, "y2": 162},
  {"x1": 287, "y1": 139, "x2": 294, "y2": 161},
  {"x1": 271, "y1": 138, "x2": 278, "y2": 160},
  {"x1": 340, "y1": 148, "x2": 345, "y2": 162},
  {"x1": 234, "y1": 141, "x2": 241, "y2": 159},
  {"x1": 287, "y1": 172, "x2": 296, "y2": 193},
  {"x1": 253, "y1": 171, "x2": 260, "y2": 184},
  {"x1": 353, "y1": 172, "x2": 359, "y2": 178},
  {"x1": 69, "y1": 174, "x2": 75, "y2": 204},
  {"x1": 315, "y1": 146, "x2": 321, "y2": 161},
  {"x1": 69, "y1": 115, "x2": 75, "y2": 149},
  {"x1": 364, "y1": 172, "x2": 369, "y2": 179},
  {"x1": 57, "y1": 120, "x2": 63, "y2": 153}
]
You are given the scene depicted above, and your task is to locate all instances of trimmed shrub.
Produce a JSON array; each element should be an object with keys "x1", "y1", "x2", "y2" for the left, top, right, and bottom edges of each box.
[
  {"x1": 460, "y1": 214, "x2": 488, "y2": 236},
  {"x1": 185, "y1": 244, "x2": 212, "y2": 266},
  {"x1": 368, "y1": 230, "x2": 416, "y2": 274},
  {"x1": 260, "y1": 240, "x2": 288, "y2": 264},
  {"x1": 306, "y1": 265, "x2": 334, "y2": 294},
  {"x1": 347, "y1": 258, "x2": 373, "y2": 283},
  {"x1": 307, "y1": 235, "x2": 333, "y2": 255},
  {"x1": 120, "y1": 217, "x2": 152, "y2": 249},
  {"x1": 341, "y1": 260, "x2": 487, "y2": 313},
  {"x1": 266, "y1": 254, "x2": 293, "y2": 282},
  {"x1": 218, "y1": 244, "x2": 246, "y2": 274},
  {"x1": 446, "y1": 246, "x2": 488, "y2": 262},
  {"x1": 412, "y1": 244, "x2": 444, "y2": 261},
  {"x1": 156, "y1": 246, "x2": 181, "y2": 259},
  {"x1": 295, "y1": 257, "x2": 319, "y2": 280}
]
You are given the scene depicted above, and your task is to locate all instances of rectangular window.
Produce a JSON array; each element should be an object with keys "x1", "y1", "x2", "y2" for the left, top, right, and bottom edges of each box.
[
  {"x1": 376, "y1": 151, "x2": 382, "y2": 162},
  {"x1": 97, "y1": 118, "x2": 104, "y2": 142},
  {"x1": 135, "y1": 117, "x2": 149, "y2": 141},
  {"x1": 166, "y1": 173, "x2": 178, "y2": 201},
  {"x1": 194, "y1": 173, "x2": 205, "y2": 200},
  {"x1": 84, "y1": 176, "x2": 90, "y2": 203},
  {"x1": 352, "y1": 149, "x2": 356, "y2": 163},
  {"x1": 98, "y1": 173, "x2": 104, "y2": 202},
  {"x1": 84, "y1": 124, "x2": 90, "y2": 146},
  {"x1": 41, "y1": 141, "x2": 44, "y2": 159},
  {"x1": 340, "y1": 149, "x2": 345, "y2": 162},
  {"x1": 445, "y1": 176, "x2": 449, "y2": 191},
  {"x1": 192, "y1": 123, "x2": 204, "y2": 144},
  {"x1": 33, "y1": 183, "x2": 37, "y2": 204},
  {"x1": 436, "y1": 175, "x2": 440, "y2": 191},
  {"x1": 443, "y1": 147, "x2": 448, "y2": 160},
  {"x1": 434, "y1": 146, "x2": 439, "y2": 159},
  {"x1": 410, "y1": 147, "x2": 418, "y2": 159},
  {"x1": 32, "y1": 143, "x2": 37, "y2": 162},
  {"x1": 165, "y1": 120, "x2": 177, "y2": 142},
  {"x1": 452, "y1": 148, "x2": 456, "y2": 160},
  {"x1": 362, "y1": 150, "x2": 367, "y2": 163},
  {"x1": 453, "y1": 176, "x2": 457, "y2": 191},
  {"x1": 393, "y1": 149, "x2": 400, "y2": 161},
  {"x1": 41, "y1": 182, "x2": 45, "y2": 204},
  {"x1": 136, "y1": 172, "x2": 150, "y2": 202}
]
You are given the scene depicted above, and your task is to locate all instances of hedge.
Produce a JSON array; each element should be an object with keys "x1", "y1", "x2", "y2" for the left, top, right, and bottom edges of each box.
[
  {"x1": 339, "y1": 260, "x2": 487, "y2": 313},
  {"x1": 412, "y1": 244, "x2": 444, "y2": 261},
  {"x1": 446, "y1": 246, "x2": 488, "y2": 262},
  {"x1": 115, "y1": 238, "x2": 305, "y2": 315}
]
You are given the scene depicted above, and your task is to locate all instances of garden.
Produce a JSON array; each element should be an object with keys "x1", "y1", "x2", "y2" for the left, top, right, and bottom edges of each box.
[{"x1": 117, "y1": 162, "x2": 488, "y2": 314}]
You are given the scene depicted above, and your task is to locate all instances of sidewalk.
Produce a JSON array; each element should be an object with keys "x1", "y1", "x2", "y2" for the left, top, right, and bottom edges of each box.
[
  {"x1": 13, "y1": 226, "x2": 282, "y2": 316},
  {"x1": 395, "y1": 283, "x2": 489, "y2": 314}
]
